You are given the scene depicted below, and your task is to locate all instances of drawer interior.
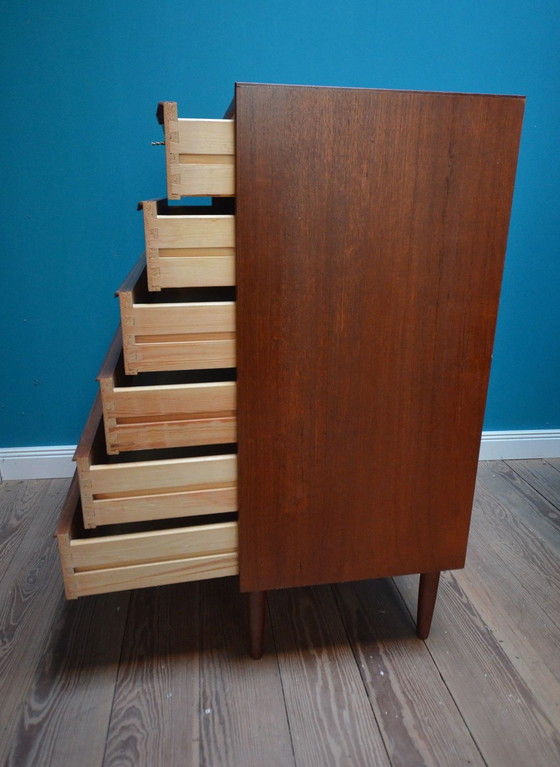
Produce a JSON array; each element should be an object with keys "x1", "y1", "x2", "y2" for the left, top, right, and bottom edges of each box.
[
  {"x1": 117, "y1": 257, "x2": 237, "y2": 373},
  {"x1": 75, "y1": 394, "x2": 237, "y2": 527},
  {"x1": 58, "y1": 473, "x2": 239, "y2": 599},
  {"x1": 82, "y1": 393, "x2": 237, "y2": 467},
  {"x1": 141, "y1": 199, "x2": 237, "y2": 290},
  {"x1": 157, "y1": 102, "x2": 235, "y2": 199},
  {"x1": 109, "y1": 355, "x2": 236, "y2": 390},
  {"x1": 120, "y1": 259, "x2": 236, "y2": 305},
  {"x1": 97, "y1": 330, "x2": 237, "y2": 454},
  {"x1": 140, "y1": 198, "x2": 235, "y2": 216}
]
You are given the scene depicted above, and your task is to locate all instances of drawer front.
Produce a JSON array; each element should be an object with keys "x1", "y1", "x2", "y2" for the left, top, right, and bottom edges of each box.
[
  {"x1": 57, "y1": 474, "x2": 238, "y2": 599},
  {"x1": 142, "y1": 200, "x2": 235, "y2": 290},
  {"x1": 75, "y1": 395, "x2": 237, "y2": 528},
  {"x1": 160, "y1": 102, "x2": 235, "y2": 199}
]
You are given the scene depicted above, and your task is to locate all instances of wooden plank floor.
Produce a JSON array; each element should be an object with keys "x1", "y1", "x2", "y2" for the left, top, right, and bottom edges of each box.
[{"x1": 1, "y1": 460, "x2": 559, "y2": 766}]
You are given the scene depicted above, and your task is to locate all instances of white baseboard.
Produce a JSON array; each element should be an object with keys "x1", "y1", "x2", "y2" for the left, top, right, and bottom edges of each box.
[
  {"x1": 0, "y1": 430, "x2": 559, "y2": 480},
  {"x1": 0, "y1": 446, "x2": 75, "y2": 481},
  {"x1": 479, "y1": 429, "x2": 560, "y2": 460}
]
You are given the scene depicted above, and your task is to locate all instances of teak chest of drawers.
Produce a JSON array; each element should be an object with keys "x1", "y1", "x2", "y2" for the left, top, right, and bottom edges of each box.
[{"x1": 58, "y1": 83, "x2": 525, "y2": 658}]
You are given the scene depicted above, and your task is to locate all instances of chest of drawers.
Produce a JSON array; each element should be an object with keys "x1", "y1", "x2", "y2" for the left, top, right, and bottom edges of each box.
[{"x1": 58, "y1": 84, "x2": 524, "y2": 657}]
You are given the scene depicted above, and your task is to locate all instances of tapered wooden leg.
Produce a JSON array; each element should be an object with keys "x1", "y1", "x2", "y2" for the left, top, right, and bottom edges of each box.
[
  {"x1": 417, "y1": 571, "x2": 441, "y2": 640},
  {"x1": 248, "y1": 590, "x2": 267, "y2": 659}
]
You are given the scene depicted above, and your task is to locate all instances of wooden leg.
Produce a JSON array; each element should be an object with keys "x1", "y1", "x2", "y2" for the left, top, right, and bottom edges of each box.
[
  {"x1": 248, "y1": 590, "x2": 267, "y2": 659},
  {"x1": 416, "y1": 571, "x2": 441, "y2": 640}
]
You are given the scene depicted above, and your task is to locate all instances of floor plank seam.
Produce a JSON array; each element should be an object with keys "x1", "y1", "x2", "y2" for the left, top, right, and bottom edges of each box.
[
  {"x1": 2, "y1": 467, "x2": 559, "y2": 766},
  {"x1": 330, "y1": 582, "x2": 394, "y2": 767},
  {"x1": 196, "y1": 581, "x2": 203, "y2": 767},
  {"x1": 504, "y1": 460, "x2": 560, "y2": 513},
  {"x1": 266, "y1": 594, "x2": 298, "y2": 767},
  {"x1": 0, "y1": 479, "x2": 65, "y2": 584},
  {"x1": 101, "y1": 589, "x2": 132, "y2": 767},
  {"x1": 480, "y1": 463, "x2": 560, "y2": 634},
  {"x1": 391, "y1": 576, "x2": 490, "y2": 767},
  {"x1": 1, "y1": 544, "x2": 69, "y2": 763},
  {"x1": 0, "y1": 482, "x2": 37, "y2": 579}
]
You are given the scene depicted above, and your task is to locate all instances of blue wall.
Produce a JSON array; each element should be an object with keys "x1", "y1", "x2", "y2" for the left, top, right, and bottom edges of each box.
[{"x1": 1, "y1": 0, "x2": 559, "y2": 446}]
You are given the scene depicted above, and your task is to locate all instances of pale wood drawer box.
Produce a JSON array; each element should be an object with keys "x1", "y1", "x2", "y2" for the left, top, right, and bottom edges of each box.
[
  {"x1": 118, "y1": 256, "x2": 236, "y2": 375},
  {"x1": 98, "y1": 327, "x2": 236, "y2": 454},
  {"x1": 75, "y1": 394, "x2": 237, "y2": 529},
  {"x1": 57, "y1": 473, "x2": 238, "y2": 599},
  {"x1": 157, "y1": 101, "x2": 235, "y2": 199},
  {"x1": 140, "y1": 199, "x2": 235, "y2": 291}
]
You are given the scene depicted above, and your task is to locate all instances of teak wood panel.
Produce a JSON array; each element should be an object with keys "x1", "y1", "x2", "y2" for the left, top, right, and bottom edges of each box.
[
  {"x1": 141, "y1": 199, "x2": 236, "y2": 291},
  {"x1": 57, "y1": 474, "x2": 238, "y2": 599},
  {"x1": 159, "y1": 102, "x2": 235, "y2": 199},
  {"x1": 117, "y1": 256, "x2": 236, "y2": 374},
  {"x1": 235, "y1": 84, "x2": 525, "y2": 592},
  {"x1": 98, "y1": 327, "x2": 236, "y2": 453},
  {"x1": 74, "y1": 394, "x2": 237, "y2": 528}
]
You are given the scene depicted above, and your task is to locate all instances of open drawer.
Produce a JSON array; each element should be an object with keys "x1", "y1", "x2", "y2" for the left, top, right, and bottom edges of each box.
[
  {"x1": 57, "y1": 473, "x2": 238, "y2": 599},
  {"x1": 157, "y1": 101, "x2": 234, "y2": 199},
  {"x1": 98, "y1": 327, "x2": 237, "y2": 454},
  {"x1": 75, "y1": 394, "x2": 237, "y2": 528},
  {"x1": 118, "y1": 256, "x2": 236, "y2": 375},
  {"x1": 140, "y1": 199, "x2": 235, "y2": 291}
]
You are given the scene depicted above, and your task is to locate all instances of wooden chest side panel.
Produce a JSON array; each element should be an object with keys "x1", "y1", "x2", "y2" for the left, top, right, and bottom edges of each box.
[{"x1": 235, "y1": 84, "x2": 524, "y2": 592}]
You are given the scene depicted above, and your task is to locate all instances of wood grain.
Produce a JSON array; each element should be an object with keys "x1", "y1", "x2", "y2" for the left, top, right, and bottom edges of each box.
[
  {"x1": 416, "y1": 571, "x2": 440, "y2": 639},
  {"x1": 104, "y1": 583, "x2": 201, "y2": 767},
  {"x1": 267, "y1": 585, "x2": 391, "y2": 766},
  {"x1": 99, "y1": 335, "x2": 237, "y2": 452},
  {"x1": 2, "y1": 459, "x2": 560, "y2": 765},
  {"x1": 6, "y1": 592, "x2": 129, "y2": 767},
  {"x1": 69, "y1": 520, "x2": 238, "y2": 569},
  {"x1": 118, "y1": 258, "x2": 236, "y2": 374},
  {"x1": 0, "y1": 479, "x2": 72, "y2": 760},
  {"x1": 160, "y1": 103, "x2": 235, "y2": 199},
  {"x1": 142, "y1": 198, "x2": 236, "y2": 290},
  {"x1": 175, "y1": 118, "x2": 234, "y2": 155},
  {"x1": 455, "y1": 462, "x2": 560, "y2": 724},
  {"x1": 335, "y1": 579, "x2": 485, "y2": 767},
  {"x1": 395, "y1": 570, "x2": 560, "y2": 766},
  {"x1": 505, "y1": 458, "x2": 560, "y2": 532},
  {"x1": 236, "y1": 83, "x2": 525, "y2": 591},
  {"x1": 473, "y1": 463, "x2": 560, "y2": 622},
  {"x1": 199, "y1": 577, "x2": 295, "y2": 766},
  {"x1": 0, "y1": 480, "x2": 58, "y2": 579},
  {"x1": 74, "y1": 393, "x2": 237, "y2": 527}
]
